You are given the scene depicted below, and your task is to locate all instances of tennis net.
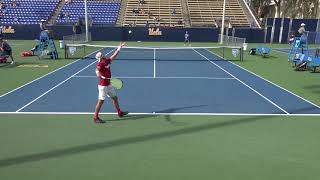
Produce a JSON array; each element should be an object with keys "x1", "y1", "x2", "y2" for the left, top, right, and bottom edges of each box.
[
  {"x1": 219, "y1": 34, "x2": 246, "y2": 47},
  {"x1": 63, "y1": 32, "x2": 92, "y2": 44},
  {"x1": 64, "y1": 44, "x2": 243, "y2": 62}
]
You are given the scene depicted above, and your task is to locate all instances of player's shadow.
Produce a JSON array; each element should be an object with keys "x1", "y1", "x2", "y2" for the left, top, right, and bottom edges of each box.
[
  {"x1": 286, "y1": 105, "x2": 320, "y2": 114},
  {"x1": 0, "y1": 62, "x2": 14, "y2": 68},
  {"x1": 156, "y1": 105, "x2": 208, "y2": 125},
  {"x1": 107, "y1": 104, "x2": 207, "y2": 123},
  {"x1": 0, "y1": 114, "x2": 272, "y2": 168}
]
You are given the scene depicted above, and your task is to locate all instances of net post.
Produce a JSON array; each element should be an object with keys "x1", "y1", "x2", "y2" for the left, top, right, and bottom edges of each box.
[
  {"x1": 240, "y1": 47, "x2": 241, "y2": 61},
  {"x1": 83, "y1": 44, "x2": 86, "y2": 59},
  {"x1": 65, "y1": 44, "x2": 67, "y2": 59},
  {"x1": 241, "y1": 47, "x2": 243, "y2": 61},
  {"x1": 223, "y1": 46, "x2": 225, "y2": 59}
]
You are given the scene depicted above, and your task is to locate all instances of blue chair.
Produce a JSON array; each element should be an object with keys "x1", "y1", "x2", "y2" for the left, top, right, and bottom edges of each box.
[
  {"x1": 307, "y1": 57, "x2": 320, "y2": 71},
  {"x1": 256, "y1": 46, "x2": 272, "y2": 58}
]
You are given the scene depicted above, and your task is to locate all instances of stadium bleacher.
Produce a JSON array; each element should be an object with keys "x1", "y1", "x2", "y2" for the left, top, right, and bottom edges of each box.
[
  {"x1": 56, "y1": 0, "x2": 121, "y2": 25},
  {"x1": 0, "y1": 0, "x2": 59, "y2": 25},
  {"x1": 187, "y1": 0, "x2": 250, "y2": 27},
  {"x1": 122, "y1": 0, "x2": 185, "y2": 27},
  {"x1": 0, "y1": 0, "x2": 251, "y2": 27}
]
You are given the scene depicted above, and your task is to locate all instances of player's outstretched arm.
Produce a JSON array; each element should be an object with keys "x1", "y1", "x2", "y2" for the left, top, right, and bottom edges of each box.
[{"x1": 110, "y1": 42, "x2": 126, "y2": 61}]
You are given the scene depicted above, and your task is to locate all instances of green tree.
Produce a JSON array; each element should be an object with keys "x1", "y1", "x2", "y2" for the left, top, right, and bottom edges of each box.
[{"x1": 249, "y1": 0, "x2": 319, "y2": 18}]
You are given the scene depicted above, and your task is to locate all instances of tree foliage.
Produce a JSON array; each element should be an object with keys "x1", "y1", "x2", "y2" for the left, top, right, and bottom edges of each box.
[{"x1": 250, "y1": 0, "x2": 319, "y2": 18}]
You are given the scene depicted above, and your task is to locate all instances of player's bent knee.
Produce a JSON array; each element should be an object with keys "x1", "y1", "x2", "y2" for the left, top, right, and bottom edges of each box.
[
  {"x1": 106, "y1": 85, "x2": 117, "y2": 98},
  {"x1": 107, "y1": 93, "x2": 117, "y2": 98}
]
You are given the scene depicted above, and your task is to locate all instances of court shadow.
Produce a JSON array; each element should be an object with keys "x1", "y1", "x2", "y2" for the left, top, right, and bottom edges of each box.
[
  {"x1": 303, "y1": 84, "x2": 320, "y2": 93},
  {"x1": 106, "y1": 114, "x2": 151, "y2": 122},
  {"x1": 267, "y1": 54, "x2": 279, "y2": 59},
  {"x1": 287, "y1": 105, "x2": 320, "y2": 114},
  {"x1": 304, "y1": 84, "x2": 320, "y2": 89},
  {"x1": 0, "y1": 115, "x2": 272, "y2": 168},
  {"x1": 156, "y1": 105, "x2": 208, "y2": 125},
  {"x1": 0, "y1": 62, "x2": 11, "y2": 68},
  {"x1": 107, "y1": 105, "x2": 207, "y2": 123}
]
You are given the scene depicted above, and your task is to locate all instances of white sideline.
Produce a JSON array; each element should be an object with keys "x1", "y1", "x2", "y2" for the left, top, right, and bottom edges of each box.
[
  {"x1": 15, "y1": 48, "x2": 111, "y2": 112},
  {"x1": 1, "y1": 112, "x2": 320, "y2": 116},
  {"x1": 193, "y1": 49, "x2": 289, "y2": 114},
  {"x1": 205, "y1": 49, "x2": 320, "y2": 110},
  {"x1": 72, "y1": 76, "x2": 236, "y2": 80}
]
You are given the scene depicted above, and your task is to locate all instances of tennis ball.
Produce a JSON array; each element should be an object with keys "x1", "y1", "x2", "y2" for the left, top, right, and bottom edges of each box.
[{"x1": 128, "y1": 30, "x2": 132, "y2": 34}]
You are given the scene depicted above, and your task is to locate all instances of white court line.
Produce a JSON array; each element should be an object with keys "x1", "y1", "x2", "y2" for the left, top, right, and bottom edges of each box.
[
  {"x1": 193, "y1": 49, "x2": 289, "y2": 114},
  {"x1": 10, "y1": 44, "x2": 23, "y2": 47},
  {"x1": 0, "y1": 53, "x2": 96, "y2": 98},
  {"x1": 15, "y1": 48, "x2": 112, "y2": 112},
  {"x1": 205, "y1": 49, "x2": 320, "y2": 109},
  {"x1": 72, "y1": 76, "x2": 236, "y2": 80},
  {"x1": 1, "y1": 112, "x2": 320, "y2": 116},
  {"x1": 273, "y1": 48, "x2": 291, "y2": 54}
]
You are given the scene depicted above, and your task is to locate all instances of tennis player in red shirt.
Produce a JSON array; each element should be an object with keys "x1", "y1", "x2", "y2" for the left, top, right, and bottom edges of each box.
[{"x1": 94, "y1": 42, "x2": 128, "y2": 123}]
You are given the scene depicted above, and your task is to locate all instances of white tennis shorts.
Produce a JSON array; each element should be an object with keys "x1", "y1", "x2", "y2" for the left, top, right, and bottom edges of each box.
[{"x1": 98, "y1": 85, "x2": 116, "y2": 100}]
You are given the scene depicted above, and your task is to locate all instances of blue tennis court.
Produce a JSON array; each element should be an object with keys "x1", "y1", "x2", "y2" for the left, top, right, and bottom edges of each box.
[{"x1": 1, "y1": 46, "x2": 320, "y2": 115}]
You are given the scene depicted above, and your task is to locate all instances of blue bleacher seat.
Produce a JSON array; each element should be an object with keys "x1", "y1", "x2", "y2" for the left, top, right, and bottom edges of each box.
[
  {"x1": 0, "y1": 0, "x2": 120, "y2": 25},
  {"x1": 0, "y1": 0, "x2": 59, "y2": 24},
  {"x1": 56, "y1": 0, "x2": 120, "y2": 25}
]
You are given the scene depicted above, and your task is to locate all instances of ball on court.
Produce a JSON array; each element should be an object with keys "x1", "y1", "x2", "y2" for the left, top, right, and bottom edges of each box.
[{"x1": 128, "y1": 30, "x2": 132, "y2": 34}]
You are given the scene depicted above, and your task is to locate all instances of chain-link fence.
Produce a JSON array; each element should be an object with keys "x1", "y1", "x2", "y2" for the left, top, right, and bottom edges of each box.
[{"x1": 63, "y1": 32, "x2": 92, "y2": 44}]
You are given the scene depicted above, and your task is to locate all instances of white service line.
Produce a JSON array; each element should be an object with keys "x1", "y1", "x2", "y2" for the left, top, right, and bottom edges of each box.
[
  {"x1": 204, "y1": 49, "x2": 320, "y2": 109},
  {"x1": 73, "y1": 76, "x2": 235, "y2": 80},
  {"x1": 1, "y1": 112, "x2": 320, "y2": 116},
  {"x1": 193, "y1": 49, "x2": 289, "y2": 114},
  {"x1": 15, "y1": 48, "x2": 110, "y2": 112}
]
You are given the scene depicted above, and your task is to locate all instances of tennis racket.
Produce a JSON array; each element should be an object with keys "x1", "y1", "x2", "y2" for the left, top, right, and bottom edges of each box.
[
  {"x1": 110, "y1": 78, "x2": 123, "y2": 90},
  {"x1": 95, "y1": 70, "x2": 123, "y2": 89}
]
